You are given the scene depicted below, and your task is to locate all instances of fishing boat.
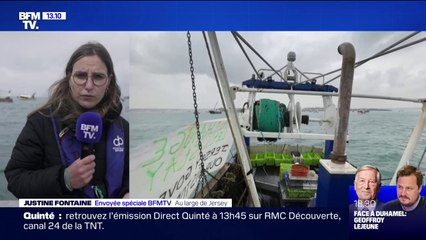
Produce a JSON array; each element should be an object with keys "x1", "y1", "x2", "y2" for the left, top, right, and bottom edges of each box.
[
  {"x1": 130, "y1": 32, "x2": 426, "y2": 208},
  {"x1": 209, "y1": 102, "x2": 222, "y2": 114},
  {"x1": 356, "y1": 109, "x2": 370, "y2": 114},
  {"x1": 17, "y1": 92, "x2": 36, "y2": 100},
  {"x1": 0, "y1": 90, "x2": 13, "y2": 103}
]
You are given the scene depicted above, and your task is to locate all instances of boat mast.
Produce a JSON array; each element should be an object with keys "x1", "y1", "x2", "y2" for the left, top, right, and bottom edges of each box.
[{"x1": 206, "y1": 31, "x2": 261, "y2": 207}]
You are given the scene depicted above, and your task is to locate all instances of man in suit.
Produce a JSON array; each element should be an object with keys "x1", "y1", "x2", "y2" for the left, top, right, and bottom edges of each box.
[{"x1": 382, "y1": 165, "x2": 425, "y2": 214}]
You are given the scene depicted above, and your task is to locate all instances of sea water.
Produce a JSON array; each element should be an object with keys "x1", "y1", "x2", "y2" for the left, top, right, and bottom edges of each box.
[
  {"x1": 1, "y1": 103, "x2": 425, "y2": 200},
  {"x1": 129, "y1": 108, "x2": 426, "y2": 186}
]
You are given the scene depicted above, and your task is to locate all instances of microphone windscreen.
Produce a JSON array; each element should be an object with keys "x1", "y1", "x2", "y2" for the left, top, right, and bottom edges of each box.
[{"x1": 76, "y1": 112, "x2": 103, "y2": 144}]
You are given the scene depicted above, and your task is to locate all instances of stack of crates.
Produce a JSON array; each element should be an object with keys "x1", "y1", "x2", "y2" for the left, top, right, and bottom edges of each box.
[{"x1": 284, "y1": 169, "x2": 318, "y2": 198}]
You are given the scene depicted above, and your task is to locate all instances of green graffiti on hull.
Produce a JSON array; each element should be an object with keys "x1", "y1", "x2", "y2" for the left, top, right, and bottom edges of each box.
[{"x1": 142, "y1": 121, "x2": 230, "y2": 194}]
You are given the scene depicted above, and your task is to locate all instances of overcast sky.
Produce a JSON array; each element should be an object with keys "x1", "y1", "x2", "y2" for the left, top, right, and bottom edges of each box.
[
  {"x1": 0, "y1": 32, "x2": 129, "y2": 98},
  {"x1": 130, "y1": 32, "x2": 426, "y2": 110},
  {"x1": 1, "y1": 32, "x2": 425, "y2": 110}
]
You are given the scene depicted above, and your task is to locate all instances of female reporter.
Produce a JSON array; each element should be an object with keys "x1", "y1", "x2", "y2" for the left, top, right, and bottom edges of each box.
[{"x1": 5, "y1": 42, "x2": 129, "y2": 198}]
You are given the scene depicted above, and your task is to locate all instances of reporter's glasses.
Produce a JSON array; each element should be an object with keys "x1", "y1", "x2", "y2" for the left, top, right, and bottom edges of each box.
[{"x1": 72, "y1": 71, "x2": 109, "y2": 87}]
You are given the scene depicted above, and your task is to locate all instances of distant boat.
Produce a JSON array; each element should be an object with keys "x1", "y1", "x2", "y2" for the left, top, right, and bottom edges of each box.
[
  {"x1": 17, "y1": 92, "x2": 36, "y2": 100},
  {"x1": 0, "y1": 90, "x2": 13, "y2": 103},
  {"x1": 357, "y1": 108, "x2": 370, "y2": 114},
  {"x1": 209, "y1": 102, "x2": 222, "y2": 114},
  {"x1": 0, "y1": 97, "x2": 12, "y2": 103},
  {"x1": 209, "y1": 109, "x2": 222, "y2": 114}
]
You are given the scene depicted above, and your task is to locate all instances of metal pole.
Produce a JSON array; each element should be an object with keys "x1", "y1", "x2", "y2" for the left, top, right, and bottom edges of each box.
[
  {"x1": 206, "y1": 32, "x2": 261, "y2": 207},
  {"x1": 330, "y1": 43, "x2": 356, "y2": 164},
  {"x1": 390, "y1": 102, "x2": 426, "y2": 185},
  {"x1": 235, "y1": 87, "x2": 421, "y2": 104}
]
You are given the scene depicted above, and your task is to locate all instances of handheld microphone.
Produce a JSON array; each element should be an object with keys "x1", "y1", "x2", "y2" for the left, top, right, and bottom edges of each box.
[{"x1": 76, "y1": 112, "x2": 103, "y2": 158}]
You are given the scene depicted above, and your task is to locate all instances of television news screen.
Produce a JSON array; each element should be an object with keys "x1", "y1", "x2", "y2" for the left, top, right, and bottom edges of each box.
[{"x1": 1, "y1": 1, "x2": 426, "y2": 239}]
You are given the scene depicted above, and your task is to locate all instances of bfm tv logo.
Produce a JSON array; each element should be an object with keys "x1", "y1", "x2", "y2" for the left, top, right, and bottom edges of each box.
[
  {"x1": 80, "y1": 124, "x2": 99, "y2": 140},
  {"x1": 18, "y1": 12, "x2": 40, "y2": 30}
]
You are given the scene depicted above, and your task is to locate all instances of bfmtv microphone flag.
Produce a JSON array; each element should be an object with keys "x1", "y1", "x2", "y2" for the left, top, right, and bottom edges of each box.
[{"x1": 76, "y1": 112, "x2": 102, "y2": 157}]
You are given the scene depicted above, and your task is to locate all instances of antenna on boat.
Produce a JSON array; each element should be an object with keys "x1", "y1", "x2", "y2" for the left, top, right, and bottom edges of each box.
[{"x1": 283, "y1": 51, "x2": 297, "y2": 83}]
